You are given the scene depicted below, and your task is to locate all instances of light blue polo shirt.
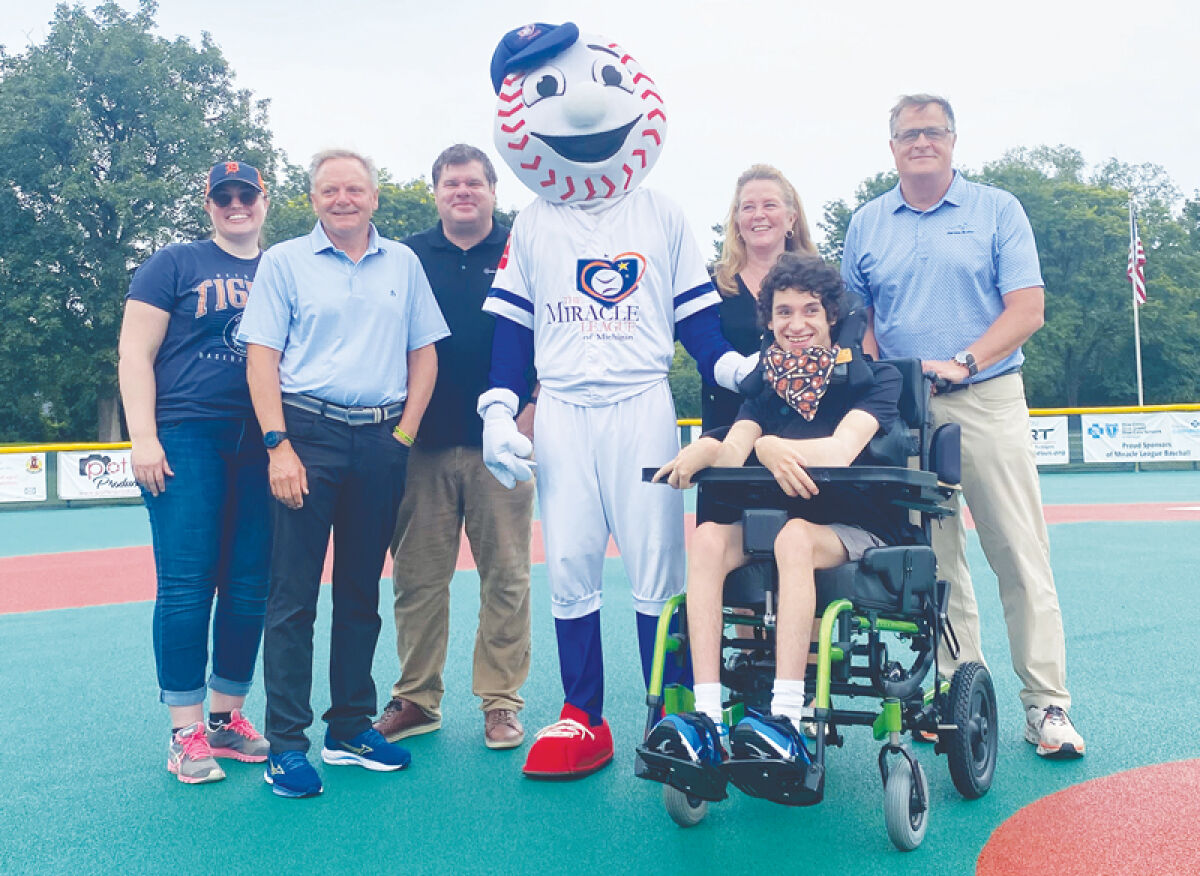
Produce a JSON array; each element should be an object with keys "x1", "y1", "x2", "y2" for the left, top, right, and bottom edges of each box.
[
  {"x1": 238, "y1": 222, "x2": 449, "y2": 407},
  {"x1": 841, "y1": 171, "x2": 1043, "y2": 381}
]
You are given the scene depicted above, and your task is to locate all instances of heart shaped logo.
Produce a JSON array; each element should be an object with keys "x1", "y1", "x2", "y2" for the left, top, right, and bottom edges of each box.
[{"x1": 576, "y1": 252, "x2": 646, "y2": 305}]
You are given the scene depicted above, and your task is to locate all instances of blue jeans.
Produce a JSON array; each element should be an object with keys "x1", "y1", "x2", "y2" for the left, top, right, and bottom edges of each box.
[{"x1": 143, "y1": 418, "x2": 271, "y2": 706}]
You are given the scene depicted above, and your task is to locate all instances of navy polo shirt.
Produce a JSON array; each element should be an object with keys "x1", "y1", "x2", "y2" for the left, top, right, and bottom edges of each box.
[{"x1": 402, "y1": 221, "x2": 514, "y2": 448}]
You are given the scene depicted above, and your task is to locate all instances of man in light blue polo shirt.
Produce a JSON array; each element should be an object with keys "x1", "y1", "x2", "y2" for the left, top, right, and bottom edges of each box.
[
  {"x1": 239, "y1": 148, "x2": 450, "y2": 797},
  {"x1": 842, "y1": 94, "x2": 1084, "y2": 760}
]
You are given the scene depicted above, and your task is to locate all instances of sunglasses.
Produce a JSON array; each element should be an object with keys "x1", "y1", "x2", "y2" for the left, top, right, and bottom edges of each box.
[{"x1": 209, "y1": 187, "x2": 261, "y2": 208}]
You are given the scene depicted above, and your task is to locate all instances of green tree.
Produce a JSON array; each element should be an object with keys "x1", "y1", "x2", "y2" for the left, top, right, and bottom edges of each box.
[
  {"x1": 669, "y1": 342, "x2": 700, "y2": 420},
  {"x1": 818, "y1": 170, "x2": 897, "y2": 262},
  {"x1": 0, "y1": 0, "x2": 275, "y2": 441}
]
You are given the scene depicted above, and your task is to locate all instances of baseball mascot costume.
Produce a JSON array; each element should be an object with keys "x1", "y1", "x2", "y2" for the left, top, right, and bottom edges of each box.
[{"x1": 478, "y1": 22, "x2": 756, "y2": 779}]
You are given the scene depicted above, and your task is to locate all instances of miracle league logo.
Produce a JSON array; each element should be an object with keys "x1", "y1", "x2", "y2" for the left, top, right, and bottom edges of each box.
[{"x1": 77, "y1": 453, "x2": 137, "y2": 490}]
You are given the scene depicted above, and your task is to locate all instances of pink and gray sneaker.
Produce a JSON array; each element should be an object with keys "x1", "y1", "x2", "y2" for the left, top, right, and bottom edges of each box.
[
  {"x1": 207, "y1": 709, "x2": 270, "y2": 762},
  {"x1": 168, "y1": 722, "x2": 226, "y2": 784}
]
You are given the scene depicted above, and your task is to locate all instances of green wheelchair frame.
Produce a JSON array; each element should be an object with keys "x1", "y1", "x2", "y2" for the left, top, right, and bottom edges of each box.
[{"x1": 634, "y1": 360, "x2": 998, "y2": 850}]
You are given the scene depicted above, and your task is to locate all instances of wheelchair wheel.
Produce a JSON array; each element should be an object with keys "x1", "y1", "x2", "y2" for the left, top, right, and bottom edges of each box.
[
  {"x1": 663, "y1": 784, "x2": 708, "y2": 827},
  {"x1": 945, "y1": 661, "x2": 997, "y2": 799},
  {"x1": 883, "y1": 757, "x2": 928, "y2": 851}
]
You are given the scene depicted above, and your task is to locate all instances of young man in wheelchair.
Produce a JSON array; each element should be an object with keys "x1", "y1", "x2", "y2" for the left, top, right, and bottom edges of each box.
[{"x1": 650, "y1": 252, "x2": 902, "y2": 765}]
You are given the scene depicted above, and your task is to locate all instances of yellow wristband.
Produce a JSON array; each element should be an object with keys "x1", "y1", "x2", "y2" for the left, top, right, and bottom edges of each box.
[{"x1": 392, "y1": 426, "x2": 415, "y2": 446}]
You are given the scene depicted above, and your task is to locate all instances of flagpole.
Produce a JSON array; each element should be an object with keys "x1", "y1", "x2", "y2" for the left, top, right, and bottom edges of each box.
[{"x1": 1129, "y1": 200, "x2": 1145, "y2": 406}]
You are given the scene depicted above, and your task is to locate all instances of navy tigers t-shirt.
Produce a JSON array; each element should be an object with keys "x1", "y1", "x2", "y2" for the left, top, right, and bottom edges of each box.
[{"x1": 126, "y1": 240, "x2": 260, "y2": 422}]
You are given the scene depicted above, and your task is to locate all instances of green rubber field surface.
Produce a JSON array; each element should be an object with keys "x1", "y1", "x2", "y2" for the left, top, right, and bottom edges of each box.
[{"x1": 2, "y1": 471, "x2": 1197, "y2": 874}]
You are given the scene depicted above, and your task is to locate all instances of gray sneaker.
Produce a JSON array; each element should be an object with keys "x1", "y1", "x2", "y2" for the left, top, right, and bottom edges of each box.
[
  {"x1": 207, "y1": 709, "x2": 270, "y2": 762},
  {"x1": 1025, "y1": 705, "x2": 1085, "y2": 759},
  {"x1": 168, "y1": 722, "x2": 226, "y2": 784}
]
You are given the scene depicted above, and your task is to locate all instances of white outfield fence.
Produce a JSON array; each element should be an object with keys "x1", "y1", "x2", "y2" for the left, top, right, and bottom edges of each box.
[{"x1": 3, "y1": 404, "x2": 1200, "y2": 506}]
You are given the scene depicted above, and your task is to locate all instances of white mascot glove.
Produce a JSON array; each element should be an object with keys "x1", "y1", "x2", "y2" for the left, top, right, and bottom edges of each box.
[
  {"x1": 478, "y1": 388, "x2": 533, "y2": 489},
  {"x1": 713, "y1": 351, "x2": 761, "y2": 394}
]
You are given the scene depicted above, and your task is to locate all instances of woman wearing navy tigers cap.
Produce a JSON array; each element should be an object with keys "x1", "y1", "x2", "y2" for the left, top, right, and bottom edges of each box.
[{"x1": 118, "y1": 161, "x2": 272, "y2": 784}]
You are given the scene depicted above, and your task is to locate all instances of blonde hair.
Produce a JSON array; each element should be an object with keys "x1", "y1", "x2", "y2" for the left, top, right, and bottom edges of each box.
[{"x1": 713, "y1": 164, "x2": 816, "y2": 297}]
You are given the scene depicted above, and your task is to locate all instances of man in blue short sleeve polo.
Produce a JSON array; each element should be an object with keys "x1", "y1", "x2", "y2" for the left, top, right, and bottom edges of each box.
[
  {"x1": 841, "y1": 94, "x2": 1085, "y2": 759},
  {"x1": 238, "y1": 148, "x2": 450, "y2": 797}
]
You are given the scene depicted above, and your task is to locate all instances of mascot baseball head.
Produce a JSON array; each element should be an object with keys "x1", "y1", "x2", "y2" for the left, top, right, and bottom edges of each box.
[{"x1": 490, "y1": 22, "x2": 667, "y2": 203}]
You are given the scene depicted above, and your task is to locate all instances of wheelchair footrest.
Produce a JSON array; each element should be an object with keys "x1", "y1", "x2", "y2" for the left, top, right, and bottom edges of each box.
[
  {"x1": 725, "y1": 757, "x2": 825, "y2": 807},
  {"x1": 635, "y1": 745, "x2": 729, "y2": 802}
]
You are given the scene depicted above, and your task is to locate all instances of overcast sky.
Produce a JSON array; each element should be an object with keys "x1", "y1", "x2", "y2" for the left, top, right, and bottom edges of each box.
[{"x1": 3, "y1": 0, "x2": 1197, "y2": 246}]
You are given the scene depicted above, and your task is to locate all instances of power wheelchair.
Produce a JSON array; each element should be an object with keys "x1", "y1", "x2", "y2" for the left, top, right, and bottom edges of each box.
[{"x1": 634, "y1": 327, "x2": 998, "y2": 850}]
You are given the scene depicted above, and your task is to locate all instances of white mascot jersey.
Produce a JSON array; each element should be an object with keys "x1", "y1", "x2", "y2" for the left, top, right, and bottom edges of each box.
[{"x1": 484, "y1": 27, "x2": 719, "y2": 408}]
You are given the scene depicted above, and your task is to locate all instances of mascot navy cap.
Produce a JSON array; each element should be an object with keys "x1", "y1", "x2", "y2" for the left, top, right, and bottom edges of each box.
[{"x1": 490, "y1": 22, "x2": 580, "y2": 93}]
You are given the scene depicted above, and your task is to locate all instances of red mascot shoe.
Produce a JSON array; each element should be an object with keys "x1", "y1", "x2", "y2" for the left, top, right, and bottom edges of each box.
[{"x1": 522, "y1": 703, "x2": 613, "y2": 778}]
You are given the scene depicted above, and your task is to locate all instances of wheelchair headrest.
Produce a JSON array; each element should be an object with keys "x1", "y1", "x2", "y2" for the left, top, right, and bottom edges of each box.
[{"x1": 834, "y1": 308, "x2": 867, "y2": 350}]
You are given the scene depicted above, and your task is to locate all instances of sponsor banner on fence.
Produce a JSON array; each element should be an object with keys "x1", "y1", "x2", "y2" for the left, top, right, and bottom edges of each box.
[
  {"x1": 0, "y1": 453, "x2": 47, "y2": 502},
  {"x1": 57, "y1": 450, "x2": 141, "y2": 499},
  {"x1": 1081, "y1": 412, "x2": 1200, "y2": 463},
  {"x1": 1031, "y1": 415, "x2": 1070, "y2": 465}
]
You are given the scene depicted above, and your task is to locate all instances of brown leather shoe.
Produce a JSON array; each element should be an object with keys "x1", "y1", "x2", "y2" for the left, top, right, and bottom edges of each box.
[
  {"x1": 484, "y1": 708, "x2": 525, "y2": 750},
  {"x1": 373, "y1": 698, "x2": 440, "y2": 742}
]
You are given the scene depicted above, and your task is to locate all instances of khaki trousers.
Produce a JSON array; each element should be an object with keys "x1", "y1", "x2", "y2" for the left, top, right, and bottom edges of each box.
[
  {"x1": 930, "y1": 373, "x2": 1070, "y2": 710},
  {"x1": 389, "y1": 446, "x2": 534, "y2": 716}
]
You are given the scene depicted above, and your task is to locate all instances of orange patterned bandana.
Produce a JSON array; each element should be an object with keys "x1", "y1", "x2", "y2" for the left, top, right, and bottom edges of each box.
[{"x1": 763, "y1": 343, "x2": 839, "y2": 421}]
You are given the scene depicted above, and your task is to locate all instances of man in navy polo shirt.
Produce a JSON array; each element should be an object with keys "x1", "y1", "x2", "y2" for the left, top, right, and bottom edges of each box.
[
  {"x1": 239, "y1": 148, "x2": 450, "y2": 797},
  {"x1": 842, "y1": 94, "x2": 1084, "y2": 759},
  {"x1": 374, "y1": 144, "x2": 535, "y2": 751}
]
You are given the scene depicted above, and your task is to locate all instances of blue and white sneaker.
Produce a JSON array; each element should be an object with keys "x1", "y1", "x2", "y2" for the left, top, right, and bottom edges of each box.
[
  {"x1": 731, "y1": 714, "x2": 811, "y2": 765},
  {"x1": 644, "y1": 712, "x2": 727, "y2": 766},
  {"x1": 264, "y1": 751, "x2": 323, "y2": 798},
  {"x1": 321, "y1": 727, "x2": 411, "y2": 772}
]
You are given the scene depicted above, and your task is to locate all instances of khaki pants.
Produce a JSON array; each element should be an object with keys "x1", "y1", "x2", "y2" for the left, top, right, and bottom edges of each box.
[
  {"x1": 389, "y1": 445, "x2": 534, "y2": 716},
  {"x1": 931, "y1": 373, "x2": 1070, "y2": 710}
]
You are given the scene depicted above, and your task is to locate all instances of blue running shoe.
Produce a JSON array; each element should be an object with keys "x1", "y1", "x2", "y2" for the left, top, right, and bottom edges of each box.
[
  {"x1": 644, "y1": 712, "x2": 727, "y2": 766},
  {"x1": 322, "y1": 727, "x2": 411, "y2": 772},
  {"x1": 731, "y1": 714, "x2": 811, "y2": 765},
  {"x1": 264, "y1": 751, "x2": 323, "y2": 798}
]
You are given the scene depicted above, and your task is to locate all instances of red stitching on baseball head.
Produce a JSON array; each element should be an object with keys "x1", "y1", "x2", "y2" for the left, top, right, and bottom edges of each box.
[
  {"x1": 507, "y1": 134, "x2": 530, "y2": 150},
  {"x1": 520, "y1": 155, "x2": 541, "y2": 171}
]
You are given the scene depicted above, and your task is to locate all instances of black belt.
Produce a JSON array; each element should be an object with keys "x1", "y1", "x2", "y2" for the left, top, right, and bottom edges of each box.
[
  {"x1": 936, "y1": 367, "x2": 1021, "y2": 394},
  {"x1": 282, "y1": 393, "x2": 404, "y2": 425}
]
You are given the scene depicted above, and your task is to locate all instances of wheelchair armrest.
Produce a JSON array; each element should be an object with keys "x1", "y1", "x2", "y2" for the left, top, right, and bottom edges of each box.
[{"x1": 641, "y1": 465, "x2": 956, "y2": 517}]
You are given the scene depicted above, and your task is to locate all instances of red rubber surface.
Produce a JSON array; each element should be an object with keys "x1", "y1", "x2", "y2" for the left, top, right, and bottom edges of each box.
[
  {"x1": 977, "y1": 759, "x2": 1200, "y2": 875},
  {"x1": 3, "y1": 502, "x2": 1197, "y2": 615}
]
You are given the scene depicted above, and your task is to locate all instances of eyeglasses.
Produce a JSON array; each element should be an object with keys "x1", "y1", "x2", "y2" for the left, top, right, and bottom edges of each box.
[
  {"x1": 209, "y1": 187, "x2": 261, "y2": 208},
  {"x1": 893, "y1": 126, "x2": 954, "y2": 144}
]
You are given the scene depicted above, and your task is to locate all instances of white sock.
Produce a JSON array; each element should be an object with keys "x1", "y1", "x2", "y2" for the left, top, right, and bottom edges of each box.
[
  {"x1": 771, "y1": 678, "x2": 807, "y2": 730},
  {"x1": 692, "y1": 682, "x2": 723, "y2": 726}
]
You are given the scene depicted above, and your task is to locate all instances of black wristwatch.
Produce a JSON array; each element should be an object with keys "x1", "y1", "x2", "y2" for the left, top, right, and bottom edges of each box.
[
  {"x1": 263, "y1": 430, "x2": 289, "y2": 449},
  {"x1": 953, "y1": 350, "x2": 978, "y2": 377}
]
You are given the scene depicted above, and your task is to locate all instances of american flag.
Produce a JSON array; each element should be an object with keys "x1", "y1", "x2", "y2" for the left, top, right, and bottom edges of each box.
[{"x1": 1127, "y1": 205, "x2": 1147, "y2": 305}]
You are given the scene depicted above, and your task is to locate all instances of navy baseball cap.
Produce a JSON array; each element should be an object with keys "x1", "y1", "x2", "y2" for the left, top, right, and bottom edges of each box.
[
  {"x1": 490, "y1": 22, "x2": 580, "y2": 94},
  {"x1": 206, "y1": 161, "x2": 266, "y2": 196}
]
